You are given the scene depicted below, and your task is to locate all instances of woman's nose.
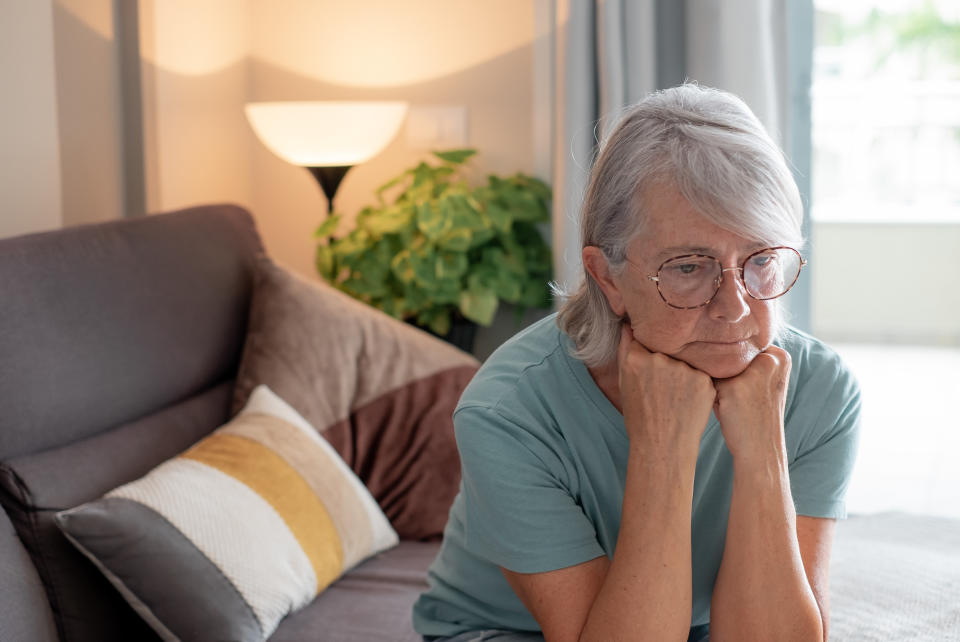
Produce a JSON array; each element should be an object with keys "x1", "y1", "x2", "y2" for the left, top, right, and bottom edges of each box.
[{"x1": 708, "y1": 267, "x2": 750, "y2": 322}]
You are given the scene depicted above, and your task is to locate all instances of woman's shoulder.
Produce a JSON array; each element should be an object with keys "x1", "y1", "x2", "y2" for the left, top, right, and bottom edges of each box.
[
  {"x1": 777, "y1": 326, "x2": 851, "y2": 373},
  {"x1": 776, "y1": 325, "x2": 862, "y2": 416},
  {"x1": 457, "y1": 313, "x2": 573, "y2": 416}
]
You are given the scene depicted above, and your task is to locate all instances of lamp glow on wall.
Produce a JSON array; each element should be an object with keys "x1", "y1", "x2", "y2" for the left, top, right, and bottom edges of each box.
[{"x1": 244, "y1": 101, "x2": 409, "y2": 217}]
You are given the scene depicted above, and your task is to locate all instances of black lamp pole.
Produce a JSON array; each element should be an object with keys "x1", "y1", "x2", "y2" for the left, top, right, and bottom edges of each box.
[{"x1": 306, "y1": 165, "x2": 353, "y2": 216}]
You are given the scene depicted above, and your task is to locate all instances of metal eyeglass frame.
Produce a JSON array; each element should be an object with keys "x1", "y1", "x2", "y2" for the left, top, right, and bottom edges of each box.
[{"x1": 644, "y1": 246, "x2": 807, "y2": 310}]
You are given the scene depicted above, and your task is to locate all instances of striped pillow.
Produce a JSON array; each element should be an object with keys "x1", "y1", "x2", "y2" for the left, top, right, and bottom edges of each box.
[
  {"x1": 232, "y1": 256, "x2": 480, "y2": 540},
  {"x1": 54, "y1": 385, "x2": 398, "y2": 642}
]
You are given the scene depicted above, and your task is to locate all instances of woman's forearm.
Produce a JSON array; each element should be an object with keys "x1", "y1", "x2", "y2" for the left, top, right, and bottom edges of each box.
[
  {"x1": 579, "y1": 443, "x2": 698, "y2": 642},
  {"x1": 709, "y1": 448, "x2": 823, "y2": 642}
]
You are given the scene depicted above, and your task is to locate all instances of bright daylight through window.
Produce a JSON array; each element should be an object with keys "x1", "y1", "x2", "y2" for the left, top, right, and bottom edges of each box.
[
  {"x1": 812, "y1": 0, "x2": 960, "y2": 223},
  {"x1": 810, "y1": 0, "x2": 960, "y2": 521}
]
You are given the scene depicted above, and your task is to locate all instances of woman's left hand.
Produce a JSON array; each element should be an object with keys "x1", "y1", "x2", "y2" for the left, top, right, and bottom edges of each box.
[{"x1": 712, "y1": 345, "x2": 792, "y2": 464}]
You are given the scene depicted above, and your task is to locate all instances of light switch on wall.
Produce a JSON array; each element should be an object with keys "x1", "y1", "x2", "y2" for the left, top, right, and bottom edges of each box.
[{"x1": 405, "y1": 106, "x2": 468, "y2": 149}]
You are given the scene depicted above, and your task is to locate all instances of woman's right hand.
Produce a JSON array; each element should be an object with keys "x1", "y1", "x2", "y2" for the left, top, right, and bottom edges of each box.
[{"x1": 617, "y1": 323, "x2": 716, "y2": 456}]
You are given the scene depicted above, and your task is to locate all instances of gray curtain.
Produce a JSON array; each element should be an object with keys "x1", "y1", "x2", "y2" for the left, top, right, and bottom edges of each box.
[{"x1": 549, "y1": 0, "x2": 813, "y2": 331}]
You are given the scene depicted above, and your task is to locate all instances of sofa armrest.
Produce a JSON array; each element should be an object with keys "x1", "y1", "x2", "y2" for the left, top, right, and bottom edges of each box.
[{"x1": 0, "y1": 504, "x2": 57, "y2": 642}]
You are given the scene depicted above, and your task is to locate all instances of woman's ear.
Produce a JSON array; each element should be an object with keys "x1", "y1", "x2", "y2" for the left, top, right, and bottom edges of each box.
[{"x1": 582, "y1": 246, "x2": 626, "y2": 317}]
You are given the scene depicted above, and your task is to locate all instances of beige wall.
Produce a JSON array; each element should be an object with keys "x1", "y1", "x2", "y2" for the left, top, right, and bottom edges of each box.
[
  {"x1": 247, "y1": 0, "x2": 536, "y2": 280},
  {"x1": 138, "y1": 0, "x2": 253, "y2": 216},
  {"x1": 812, "y1": 223, "x2": 960, "y2": 345},
  {"x1": 136, "y1": 1, "x2": 537, "y2": 285},
  {"x1": 0, "y1": 0, "x2": 63, "y2": 238}
]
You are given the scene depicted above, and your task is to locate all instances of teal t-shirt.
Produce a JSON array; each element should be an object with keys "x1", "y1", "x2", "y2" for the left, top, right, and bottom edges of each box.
[{"x1": 412, "y1": 314, "x2": 861, "y2": 637}]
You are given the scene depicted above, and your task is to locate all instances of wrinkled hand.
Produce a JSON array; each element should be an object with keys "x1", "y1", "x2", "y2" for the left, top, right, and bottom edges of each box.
[
  {"x1": 618, "y1": 324, "x2": 716, "y2": 457},
  {"x1": 712, "y1": 345, "x2": 792, "y2": 463}
]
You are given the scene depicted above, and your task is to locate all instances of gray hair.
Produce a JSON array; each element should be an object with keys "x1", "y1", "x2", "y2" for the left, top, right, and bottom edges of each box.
[{"x1": 555, "y1": 83, "x2": 804, "y2": 367}]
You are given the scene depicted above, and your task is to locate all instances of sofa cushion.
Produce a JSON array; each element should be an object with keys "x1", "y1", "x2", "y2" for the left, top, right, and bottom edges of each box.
[
  {"x1": 55, "y1": 385, "x2": 398, "y2": 642},
  {"x1": 0, "y1": 204, "x2": 263, "y2": 461},
  {"x1": 0, "y1": 381, "x2": 233, "y2": 642},
  {"x1": 231, "y1": 257, "x2": 479, "y2": 540},
  {"x1": 270, "y1": 540, "x2": 440, "y2": 642}
]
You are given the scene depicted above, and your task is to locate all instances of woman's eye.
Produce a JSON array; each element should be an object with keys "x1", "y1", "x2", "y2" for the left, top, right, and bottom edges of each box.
[
  {"x1": 671, "y1": 263, "x2": 701, "y2": 275},
  {"x1": 751, "y1": 254, "x2": 775, "y2": 268}
]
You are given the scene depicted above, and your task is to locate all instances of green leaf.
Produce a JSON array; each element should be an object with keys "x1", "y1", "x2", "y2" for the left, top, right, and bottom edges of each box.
[
  {"x1": 505, "y1": 188, "x2": 547, "y2": 222},
  {"x1": 480, "y1": 247, "x2": 507, "y2": 268},
  {"x1": 432, "y1": 166, "x2": 455, "y2": 181},
  {"x1": 402, "y1": 286, "x2": 429, "y2": 315},
  {"x1": 436, "y1": 252, "x2": 468, "y2": 280},
  {"x1": 503, "y1": 248, "x2": 527, "y2": 275},
  {"x1": 467, "y1": 228, "x2": 496, "y2": 248},
  {"x1": 315, "y1": 244, "x2": 334, "y2": 281},
  {"x1": 433, "y1": 149, "x2": 477, "y2": 164},
  {"x1": 362, "y1": 204, "x2": 415, "y2": 236},
  {"x1": 432, "y1": 280, "x2": 461, "y2": 305},
  {"x1": 492, "y1": 275, "x2": 522, "y2": 302},
  {"x1": 330, "y1": 229, "x2": 370, "y2": 258},
  {"x1": 459, "y1": 287, "x2": 498, "y2": 326},
  {"x1": 525, "y1": 241, "x2": 553, "y2": 273},
  {"x1": 485, "y1": 202, "x2": 513, "y2": 232},
  {"x1": 342, "y1": 274, "x2": 388, "y2": 298},
  {"x1": 465, "y1": 193, "x2": 485, "y2": 212},
  {"x1": 390, "y1": 249, "x2": 416, "y2": 284},
  {"x1": 426, "y1": 309, "x2": 452, "y2": 336},
  {"x1": 514, "y1": 174, "x2": 553, "y2": 203},
  {"x1": 437, "y1": 227, "x2": 472, "y2": 251},
  {"x1": 378, "y1": 296, "x2": 404, "y2": 319},
  {"x1": 410, "y1": 248, "x2": 438, "y2": 287},
  {"x1": 375, "y1": 174, "x2": 404, "y2": 203},
  {"x1": 313, "y1": 214, "x2": 341, "y2": 239},
  {"x1": 411, "y1": 162, "x2": 434, "y2": 189},
  {"x1": 448, "y1": 195, "x2": 485, "y2": 230},
  {"x1": 467, "y1": 268, "x2": 497, "y2": 293},
  {"x1": 520, "y1": 279, "x2": 551, "y2": 308},
  {"x1": 353, "y1": 252, "x2": 389, "y2": 284},
  {"x1": 416, "y1": 202, "x2": 450, "y2": 240},
  {"x1": 354, "y1": 206, "x2": 375, "y2": 227}
]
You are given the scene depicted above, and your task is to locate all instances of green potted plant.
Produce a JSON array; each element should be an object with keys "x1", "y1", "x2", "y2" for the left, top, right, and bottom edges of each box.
[{"x1": 314, "y1": 149, "x2": 553, "y2": 349}]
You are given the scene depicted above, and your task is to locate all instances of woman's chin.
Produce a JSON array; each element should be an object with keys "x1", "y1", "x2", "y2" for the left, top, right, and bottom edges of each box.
[
  {"x1": 677, "y1": 343, "x2": 759, "y2": 379},
  {"x1": 698, "y1": 358, "x2": 751, "y2": 379}
]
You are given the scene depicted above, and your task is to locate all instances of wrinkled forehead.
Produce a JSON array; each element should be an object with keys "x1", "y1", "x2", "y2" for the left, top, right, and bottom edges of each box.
[
  {"x1": 630, "y1": 181, "x2": 774, "y2": 260},
  {"x1": 632, "y1": 158, "x2": 803, "y2": 252}
]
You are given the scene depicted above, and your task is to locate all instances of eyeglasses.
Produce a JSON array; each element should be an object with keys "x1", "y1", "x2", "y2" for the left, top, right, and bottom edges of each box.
[{"x1": 642, "y1": 246, "x2": 807, "y2": 310}]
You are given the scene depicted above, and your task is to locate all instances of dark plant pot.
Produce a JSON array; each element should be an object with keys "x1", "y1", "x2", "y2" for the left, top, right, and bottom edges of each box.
[{"x1": 410, "y1": 314, "x2": 479, "y2": 354}]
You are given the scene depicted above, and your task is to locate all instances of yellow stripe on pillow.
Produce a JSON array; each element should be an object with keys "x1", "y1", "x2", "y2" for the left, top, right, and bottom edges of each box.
[
  {"x1": 221, "y1": 413, "x2": 375, "y2": 569},
  {"x1": 181, "y1": 433, "x2": 343, "y2": 591}
]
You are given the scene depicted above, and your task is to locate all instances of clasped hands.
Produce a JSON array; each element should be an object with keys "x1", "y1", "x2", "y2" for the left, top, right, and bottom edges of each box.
[{"x1": 616, "y1": 324, "x2": 791, "y2": 463}]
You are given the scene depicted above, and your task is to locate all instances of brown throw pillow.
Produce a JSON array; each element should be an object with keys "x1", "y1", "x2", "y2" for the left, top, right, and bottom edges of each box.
[{"x1": 232, "y1": 256, "x2": 479, "y2": 540}]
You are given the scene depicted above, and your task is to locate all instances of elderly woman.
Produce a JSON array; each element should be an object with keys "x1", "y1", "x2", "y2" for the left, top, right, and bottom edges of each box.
[{"x1": 412, "y1": 84, "x2": 861, "y2": 642}]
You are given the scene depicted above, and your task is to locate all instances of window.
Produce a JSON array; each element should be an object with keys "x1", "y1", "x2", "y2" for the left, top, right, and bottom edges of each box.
[
  {"x1": 812, "y1": 0, "x2": 960, "y2": 223},
  {"x1": 810, "y1": 1, "x2": 960, "y2": 519}
]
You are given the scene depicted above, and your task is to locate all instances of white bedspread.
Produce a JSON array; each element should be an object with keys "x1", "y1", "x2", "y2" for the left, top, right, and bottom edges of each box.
[{"x1": 830, "y1": 511, "x2": 960, "y2": 641}]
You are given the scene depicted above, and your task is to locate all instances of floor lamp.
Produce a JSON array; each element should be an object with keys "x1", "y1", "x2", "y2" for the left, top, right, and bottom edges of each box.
[{"x1": 245, "y1": 101, "x2": 409, "y2": 219}]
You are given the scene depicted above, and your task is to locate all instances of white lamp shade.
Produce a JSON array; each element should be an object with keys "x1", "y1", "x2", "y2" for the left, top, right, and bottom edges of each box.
[{"x1": 245, "y1": 101, "x2": 409, "y2": 167}]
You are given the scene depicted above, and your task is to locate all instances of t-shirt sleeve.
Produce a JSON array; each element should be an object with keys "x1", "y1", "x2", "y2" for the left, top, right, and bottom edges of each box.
[
  {"x1": 787, "y1": 353, "x2": 863, "y2": 520},
  {"x1": 454, "y1": 404, "x2": 606, "y2": 574}
]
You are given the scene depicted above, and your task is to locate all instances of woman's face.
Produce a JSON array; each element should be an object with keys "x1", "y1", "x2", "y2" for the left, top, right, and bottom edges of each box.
[{"x1": 585, "y1": 182, "x2": 778, "y2": 379}]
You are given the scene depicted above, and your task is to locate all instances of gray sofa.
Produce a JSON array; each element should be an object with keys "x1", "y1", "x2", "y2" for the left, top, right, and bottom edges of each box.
[{"x1": 0, "y1": 204, "x2": 441, "y2": 642}]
